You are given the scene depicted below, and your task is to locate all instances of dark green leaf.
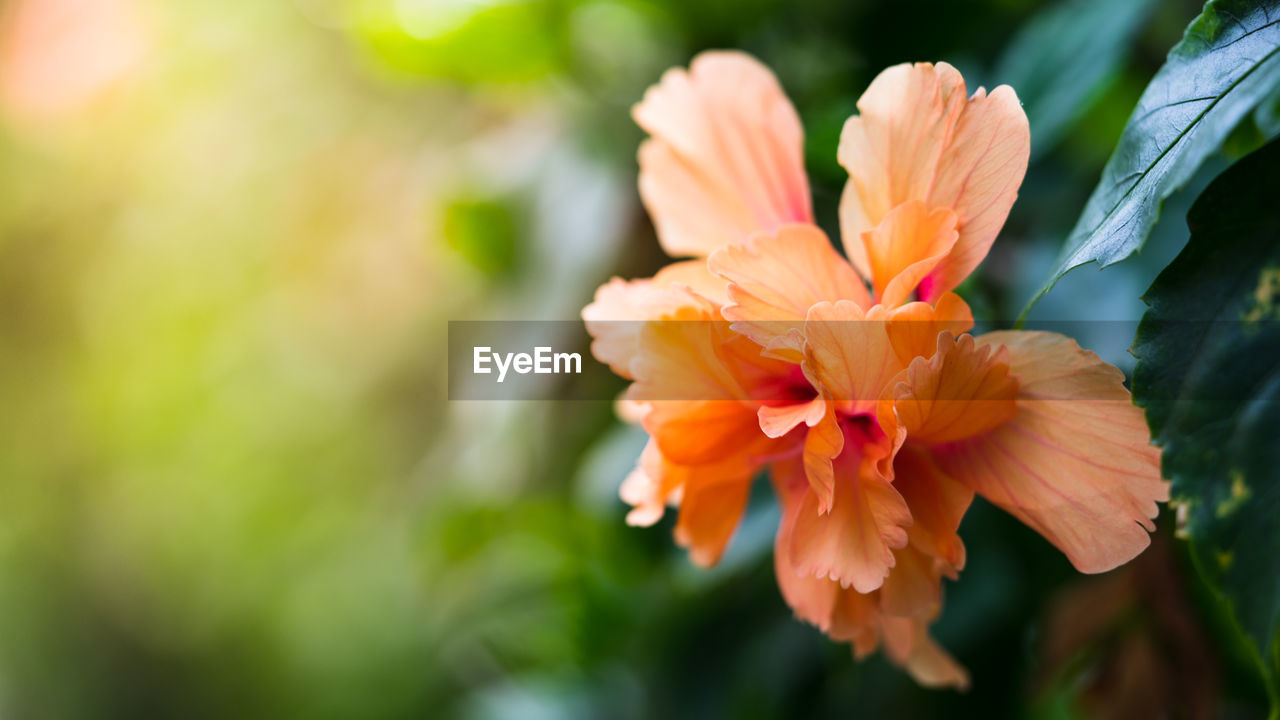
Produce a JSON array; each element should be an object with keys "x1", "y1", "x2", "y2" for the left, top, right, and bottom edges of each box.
[
  {"x1": 994, "y1": 0, "x2": 1157, "y2": 159},
  {"x1": 1132, "y1": 137, "x2": 1280, "y2": 699},
  {"x1": 1023, "y1": 0, "x2": 1280, "y2": 319}
]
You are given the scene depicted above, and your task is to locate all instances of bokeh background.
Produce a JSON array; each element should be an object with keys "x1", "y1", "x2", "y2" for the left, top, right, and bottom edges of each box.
[{"x1": 0, "y1": 0, "x2": 1273, "y2": 717}]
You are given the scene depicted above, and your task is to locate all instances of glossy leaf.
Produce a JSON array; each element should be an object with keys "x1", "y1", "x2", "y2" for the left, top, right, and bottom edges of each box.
[
  {"x1": 1024, "y1": 0, "x2": 1280, "y2": 317},
  {"x1": 1132, "y1": 137, "x2": 1280, "y2": 698}
]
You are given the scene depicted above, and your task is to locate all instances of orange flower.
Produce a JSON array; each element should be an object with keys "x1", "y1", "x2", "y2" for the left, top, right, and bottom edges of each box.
[{"x1": 582, "y1": 52, "x2": 1168, "y2": 689}]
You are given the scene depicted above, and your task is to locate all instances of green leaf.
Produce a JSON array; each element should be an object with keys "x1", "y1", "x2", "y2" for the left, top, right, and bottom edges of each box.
[
  {"x1": 1132, "y1": 137, "x2": 1280, "y2": 702},
  {"x1": 994, "y1": 0, "x2": 1157, "y2": 159},
  {"x1": 356, "y1": 1, "x2": 565, "y2": 85},
  {"x1": 443, "y1": 198, "x2": 520, "y2": 278},
  {"x1": 1022, "y1": 0, "x2": 1280, "y2": 319}
]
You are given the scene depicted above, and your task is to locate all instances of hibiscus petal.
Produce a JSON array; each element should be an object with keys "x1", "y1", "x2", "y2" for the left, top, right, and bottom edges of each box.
[
  {"x1": 879, "y1": 544, "x2": 943, "y2": 618},
  {"x1": 627, "y1": 438, "x2": 763, "y2": 565},
  {"x1": 758, "y1": 394, "x2": 826, "y2": 438},
  {"x1": 838, "y1": 62, "x2": 966, "y2": 277},
  {"x1": 582, "y1": 260, "x2": 724, "y2": 378},
  {"x1": 674, "y1": 474, "x2": 754, "y2": 567},
  {"x1": 803, "y1": 300, "x2": 904, "y2": 415},
  {"x1": 627, "y1": 298, "x2": 798, "y2": 472},
  {"x1": 652, "y1": 259, "x2": 730, "y2": 307},
  {"x1": 880, "y1": 616, "x2": 971, "y2": 690},
  {"x1": 714, "y1": 322, "x2": 806, "y2": 398},
  {"x1": 829, "y1": 586, "x2": 881, "y2": 658},
  {"x1": 711, "y1": 224, "x2": 871, "y2": 348},
  {"x1": 838, "y1": 62, "x2": 1028, "y2": 299},
  {"x1": 879, "y1": 332, "x2": 1019, "y2": 446},
  {"x1": 635, "y1": 51, "x2": 812, "y2": 257},
  {"x1": 891, "y1": 444, "x2": 972, "y2": 574},
  {"x1": 801, "y1": 405, "x2": 844, "y2": 514},
  {"x1": 788, "y1": 431, "x2": 912, "y2": 593},
  {"x1": 773, "y1": 455, "x2": 893, "y2": 656},
  {"x1": 626, "y1": 301, "x2": 761, "y2": 465},
  {"x1": 934, "y1": 331, "x2": 1168, "y2": 574},
  {"x1": 626, "y1": 299, "x2": 746, "y2": 400},
  {"x1": 583, "y1": 277, "x2": 664, "y2": 379},
  {"x1": 877, "y1": 293, "x2": 974, "y2": 367},
  {"x1": 923, "y1": 85, "x2": 1030, "y2": 298},
  {"x1": 760, "y1": 327, "x2": 807, "y2": 364},
  {"x1": 614, "y1": 397, "x2": 650, "y2": 425},
  {"x1": 861, "y1": 201, "x2": 959, "y2": 307},
  {"x1": 772, "y1": 458, "x2": 841, "y2": 630},
  {"x1": 620, "y1": 440, "x2": 670, "y2": 527},
  {"x1": 641, "y1": 397, "x2": 768, "y2": 467},
  {"x1": 773, "y1": 457, "x2": 957, "y2": 667}
]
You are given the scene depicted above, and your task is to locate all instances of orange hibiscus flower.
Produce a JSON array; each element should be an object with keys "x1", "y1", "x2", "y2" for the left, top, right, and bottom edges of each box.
[{"x1": 582, "y1": 52, "x2": 1168, "y2": 689}]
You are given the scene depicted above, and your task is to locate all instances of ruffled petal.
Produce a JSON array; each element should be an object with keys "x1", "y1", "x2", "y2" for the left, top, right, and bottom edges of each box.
[
  {"x1": 773, "y1": 455, "x2": 964, "y2": 678},
  {"x1": 619, "y1": 440, "x2": 672, "y2": 527},
  {"x1": 788, "y1": 426, "x2": 911, "y2": 593},
  {"x1": 652, "y1": 259, "x2": 731, "y2": 307},
  {"x1": 797, "y1": 298, "x2": 909, "y2": 510},
  {"x1": 624, "y1": 439, "x2": 761, "y2": 566},
  {"x1": 838, "y1": 62, "x2": 1028, "y2": 299},
  {"x1": 582, "y1": 260, "x2": 725, "y2": 378},
  {"x1": 626, "y1": 297, "x2": 794, "y2": 469},
  {"x1": 711, "y1": 224, "x2": 871, "y2": 348},
  {"x1": 626, "y1": 297, "x2": 746, "y2": 394},
  {"x1": 583, "y1": 277, "x2": 673, "y2": 379},
  {"x1": 933, "y1": 331, "x2": 1168, "y2": 574},
  {"x1": 772, "y1": 458, "x2": 841, "y2": 629},
  {"x1": 802, "y1": 300, "x2": 904, "y2": 415},
  {"x1": 876, "y1": 293, "x2": 974, "y2": 367},
  {"x1": 801, "y1": 404, "x2": 844, "y2": 513},
  {"x1": 635, "y1": 51, "x2": 812, "y2": 257},
  {"x1": 878, "y1": 332, "x2": 1019, "y2": 446}
]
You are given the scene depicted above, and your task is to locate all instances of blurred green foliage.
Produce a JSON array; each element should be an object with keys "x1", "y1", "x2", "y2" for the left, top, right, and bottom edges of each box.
[
  {"x1": 992, "y1": 0, "x2": 1157, "y2": 159},
  {"x1": 0, "y1": 0, "x2": 1273, "y2": 718},
  {"x1": 445, "y1": 198, "x2": 520, "y2": 278}
]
